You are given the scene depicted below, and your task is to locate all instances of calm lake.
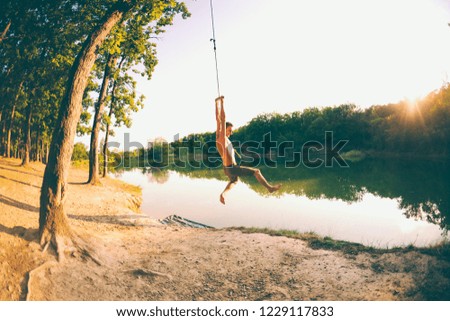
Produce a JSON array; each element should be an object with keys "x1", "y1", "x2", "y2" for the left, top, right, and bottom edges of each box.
[{"x1": 114, "y1": 158, "x2": 449, "y2": 248}]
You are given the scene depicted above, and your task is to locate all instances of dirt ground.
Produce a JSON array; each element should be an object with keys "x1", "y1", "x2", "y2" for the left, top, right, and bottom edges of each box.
[{"x1": 0, "y1": 157, "x2": 449, "y2": 301}]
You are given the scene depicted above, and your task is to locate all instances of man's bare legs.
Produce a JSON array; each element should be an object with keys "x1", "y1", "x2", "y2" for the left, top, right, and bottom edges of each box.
[
  {"x1": 220, "y1": 180, "x2": 238, "y2": 204},
  {"x1": 220, "y1": 169, "x2": 281, "y2": 204},
  {"x1": 254, "y1": 169, "x2": 282, "y2": 193}
]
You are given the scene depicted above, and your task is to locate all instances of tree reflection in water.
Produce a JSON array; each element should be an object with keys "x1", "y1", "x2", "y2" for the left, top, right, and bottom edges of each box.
[{"x1": 172, "y1": 158, "x2": 449, "y2": 234}]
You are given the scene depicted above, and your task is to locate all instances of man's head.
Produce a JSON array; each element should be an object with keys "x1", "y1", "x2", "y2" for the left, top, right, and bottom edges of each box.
[{"x1": 226, "y1": 122, "x2": 233, "y2": 137}]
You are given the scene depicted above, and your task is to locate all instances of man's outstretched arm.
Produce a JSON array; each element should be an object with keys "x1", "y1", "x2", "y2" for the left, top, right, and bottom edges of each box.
[
  {"x1": 215, "y1": 96, "x2": 225, "y2": 129},
  {"x1": 215, "y1": 96, "x2": 225, "y2": 153}
]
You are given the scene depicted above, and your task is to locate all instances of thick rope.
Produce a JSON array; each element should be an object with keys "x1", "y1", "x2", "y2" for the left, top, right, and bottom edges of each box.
[{"x1": 210, "y1": 0, "x2": 221, "y2": 97}]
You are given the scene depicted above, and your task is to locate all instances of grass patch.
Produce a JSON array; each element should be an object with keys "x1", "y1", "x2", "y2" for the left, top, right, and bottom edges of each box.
[
  {"x1": 231, "y1": 227, "x2": 319, "y2": 240},
  {"x1": 307, "y1": 236, "x2": 374, "y2": 255},
  {"x1": 232, "y1": 227, "x2": 380, "y2": 255},
  {"x1": 231, "y1": 227, "x2": 450, "y2": 260},
  {"x1": 104, "y1": 176, "x2": 142, "y2": 196},
  {"x1": 417, "y1": 242, "x2": 450, "y2": 262},
  {"x1": 71, "y1": 159, "x2": 89, "y2": 170},
  {"x1": 341, "y1": 150, "x2": 366, "y2": 162}
]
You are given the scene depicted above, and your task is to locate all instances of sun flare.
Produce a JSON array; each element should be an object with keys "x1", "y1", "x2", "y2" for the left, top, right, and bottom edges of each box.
[{"x1": 405, "y1": 98, "x2": 420, "y2": 113}]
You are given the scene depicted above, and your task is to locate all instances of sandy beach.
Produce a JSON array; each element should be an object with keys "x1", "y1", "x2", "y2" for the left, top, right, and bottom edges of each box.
[{"x1": 0, "y1": 157, "x2": 449, "y2": 301}]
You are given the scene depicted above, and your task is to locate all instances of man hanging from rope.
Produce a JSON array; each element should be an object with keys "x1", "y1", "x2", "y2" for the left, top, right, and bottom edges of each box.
[{"x1": 215, "y1": 96, "x2": 282, "y2": 204}]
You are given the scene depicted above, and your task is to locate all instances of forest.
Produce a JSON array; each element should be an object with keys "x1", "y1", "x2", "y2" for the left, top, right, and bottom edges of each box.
[{"x1": 0, "y1": 0, "x2": 189, "y2": 259}]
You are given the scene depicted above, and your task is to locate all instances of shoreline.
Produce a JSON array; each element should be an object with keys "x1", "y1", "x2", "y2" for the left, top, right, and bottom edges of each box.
[
  {"x1": 231, "y1": 227, "x2": 450, "y2": 261},
  {"x1": 0, "y1": 157, "x2": 449, "y2": 300}
]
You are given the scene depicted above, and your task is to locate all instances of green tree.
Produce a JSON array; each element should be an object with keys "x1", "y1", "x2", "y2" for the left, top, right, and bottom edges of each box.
[
  {"x1": 72, "y1": 142, "x2": 89, "y2": 161},
  {"x1": 39, "y1": 0, "x2": 189, "y2": 260},
  {"x1": 90, "y1": 0, "x2": 190, "y2": 183}
]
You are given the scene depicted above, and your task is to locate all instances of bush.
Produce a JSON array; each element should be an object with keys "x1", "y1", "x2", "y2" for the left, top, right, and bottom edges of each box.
[{"x1": 72, "y1": 142, "x2": 89, "y2": 161}]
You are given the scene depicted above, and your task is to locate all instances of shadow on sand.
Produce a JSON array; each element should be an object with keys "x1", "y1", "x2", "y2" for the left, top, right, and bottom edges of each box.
[{"x1": 0, "y1": 194, "x2": 39, "y2": 213}]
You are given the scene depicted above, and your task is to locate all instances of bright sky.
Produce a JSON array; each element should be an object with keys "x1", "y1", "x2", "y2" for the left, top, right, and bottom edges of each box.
[{"x1": 80, "y1": 0, "x2": 450, "y2": 147}]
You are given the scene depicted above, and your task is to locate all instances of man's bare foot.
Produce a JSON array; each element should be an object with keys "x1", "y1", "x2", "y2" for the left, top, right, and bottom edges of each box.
[
  {"x1": 220, "y1": 194, "x2": 225, "y2": 204},
  {"x1": 268, "y1": 184, "x2": 282, "y2": 193}
]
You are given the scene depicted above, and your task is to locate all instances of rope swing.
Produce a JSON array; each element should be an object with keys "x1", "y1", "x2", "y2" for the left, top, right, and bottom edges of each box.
[{"x1": 209, "y1": 0, "x2": 221, "y2": 97}]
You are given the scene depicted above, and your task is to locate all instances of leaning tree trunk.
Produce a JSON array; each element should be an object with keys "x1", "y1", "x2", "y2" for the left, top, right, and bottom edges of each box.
[
  {"x1": 6, "y1": 80, "x2": 24, "y2": 158},
  {"x1": 102, "y1": 101, "x2": 114, "y2": 177},
  {"x1": 39, "y1": 3, "x2": 130, "y2": 260},
  {"x1": 0, "y1": 20, "x2": 11, "y2": 43},
  {"x1": 21, "y1": 104, "x2": 32, "y2": 166},
  {"x1": 88, "y1": 54, "x2": 116, "y2": 185},
  {"x1": 102, "y1": 56, "x2": 125, "y2": 177}
]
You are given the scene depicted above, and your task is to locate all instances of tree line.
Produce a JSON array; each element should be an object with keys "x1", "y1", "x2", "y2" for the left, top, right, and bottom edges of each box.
[
  {"x1": 110, "y1": 84, "x2": 450, "y2": 172},
  {"x1": 184, "y1": 84, "x2": 450, "y2": 159},
  {"x1": 0, "y1": 0, "x2": 189, "y2": 260}
]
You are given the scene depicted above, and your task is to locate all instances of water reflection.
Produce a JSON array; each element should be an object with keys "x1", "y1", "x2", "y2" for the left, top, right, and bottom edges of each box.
[
  {"x1": 114, "y1": 158, "x2": 449, "y2": 247},
  {"x1": 144, "y1": 167, "x2": 170, "y2": 184},
  {"x1": 173, "y1": 158, "x2": 450, "y2": 234}
]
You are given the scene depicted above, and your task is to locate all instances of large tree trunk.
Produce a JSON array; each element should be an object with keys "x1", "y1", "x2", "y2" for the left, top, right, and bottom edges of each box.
[
  {"x1": 21, "y1": 104, "x2": 32, "y2": 166},
  {"x1": 88, "y1": 54, "x2": 117, "y2": 184},
  {"x1": 6, "y1": 80, "x2": 24, "y2": 158},
  {"x1": 39, "y1": 3, "x2": 130, "y2": 260}
]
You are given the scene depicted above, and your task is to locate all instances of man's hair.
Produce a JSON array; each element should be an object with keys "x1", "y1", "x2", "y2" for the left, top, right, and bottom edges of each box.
[{"x1": 226, "y1": 122, "x2": 233, "y2": 128}]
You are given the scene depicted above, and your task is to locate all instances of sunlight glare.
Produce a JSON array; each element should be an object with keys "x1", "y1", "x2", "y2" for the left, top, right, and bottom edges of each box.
[{"x1": 406, "y1": 98, "x2": 420, "y2": 113}]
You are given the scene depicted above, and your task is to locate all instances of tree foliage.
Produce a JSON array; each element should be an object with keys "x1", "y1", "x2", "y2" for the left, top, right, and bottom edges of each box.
[
  {"x1": 0, "y1": 0, "x2": 190, "y2": 165},
  {"x1": 1, "y1": 0, "x2": 190, "y2": 260},
  {"x1": 188, "y1": 85, "x2": 450, "y2": 158},
  {"x1": 72, "y1": 142, "x2": 89, "y2": 161}
]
